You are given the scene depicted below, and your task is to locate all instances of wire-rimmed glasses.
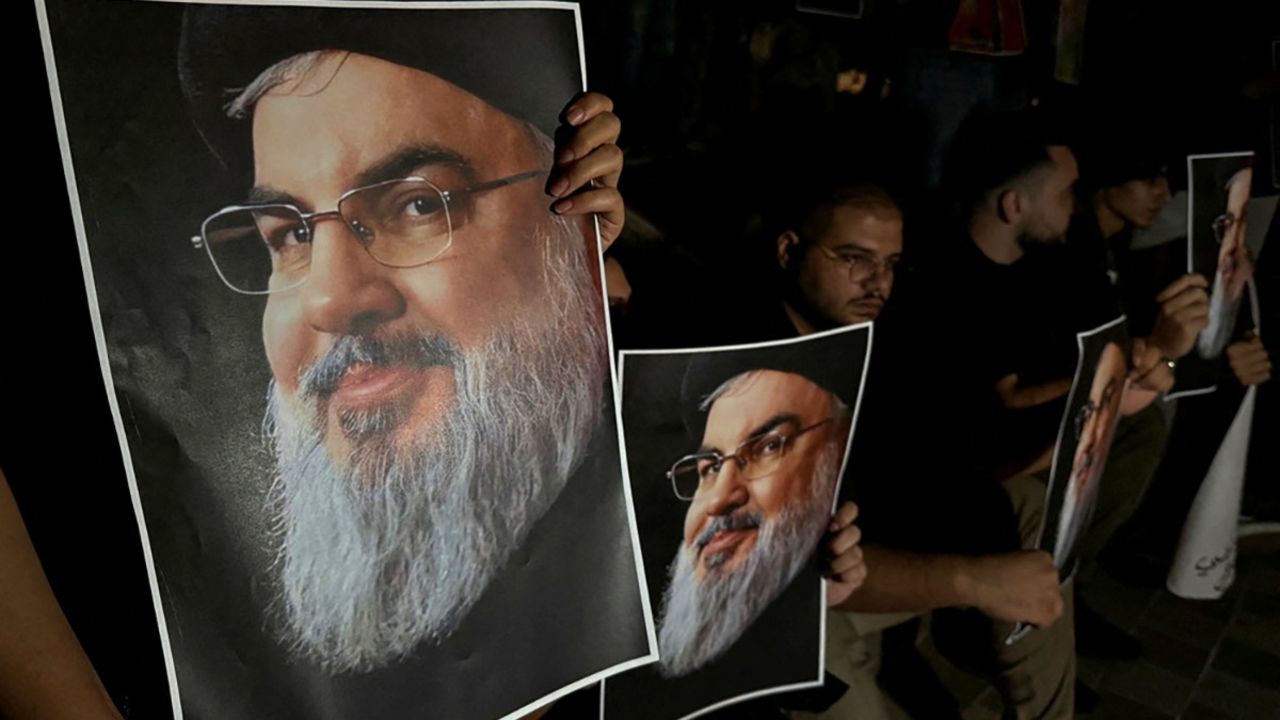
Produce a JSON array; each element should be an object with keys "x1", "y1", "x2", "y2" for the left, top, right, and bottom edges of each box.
[
  {"x1": 191, "y1": 170, "x2": 544, "y2": 295},
  {"x1": 666, "y1": 418, "x2": 833, "y2": 501}
]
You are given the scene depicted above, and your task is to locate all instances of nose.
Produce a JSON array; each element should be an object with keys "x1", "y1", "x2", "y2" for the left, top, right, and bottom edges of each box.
[
  {"x1": 699, "y1": 460, "x2": 750, "y2": 518},
  {"x1": 301, "y1": 217, "x2": 406, "y2": 336},
  {"x1": 863, "y1": 263, "x2": 893, "y2": 297}
]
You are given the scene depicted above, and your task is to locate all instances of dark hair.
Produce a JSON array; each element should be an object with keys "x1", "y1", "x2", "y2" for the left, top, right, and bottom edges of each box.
[
  {"x1": 768, "y1": 181, "x2": 901, "y2": 244},
  {"x1": 942, "y1": 109, "x2": 1070, "y2": 218},
  {"x1": 1075, "y1": 120, "x2": 1171, "y2": 195}
]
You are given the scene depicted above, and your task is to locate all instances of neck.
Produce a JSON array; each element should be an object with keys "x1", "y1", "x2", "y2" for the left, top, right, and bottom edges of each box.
[
  {"x1": 782, "y1": 302, "x2": 818, "y2": 336},
  {"x1": 1092, "y1": 193, "x2": 1126, "y2": 239},
  {"x1": 968, "y1": 210, "x2": 1023, "y2": 265}
]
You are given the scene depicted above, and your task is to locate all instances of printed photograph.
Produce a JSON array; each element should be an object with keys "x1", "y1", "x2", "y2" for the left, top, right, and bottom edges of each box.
[
  {"x1": 37, "y1": 2, "x2": 652, "y2": 718},
  {"x1": 605, "y1": 325, "x2": 871, "y2": 720}
]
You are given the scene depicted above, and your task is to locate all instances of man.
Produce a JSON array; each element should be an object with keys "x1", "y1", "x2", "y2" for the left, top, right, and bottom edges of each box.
[
  {"x1": 177, "y1": 6, "x2": 642, "y2": 719},
  {"x1": 1053, "y1": 342, "x2": 1128, "y2": 568},
  {"x1": 658, "y1": 368, "x2": 851, "y2": 677},
  {"x1": 775, "y1": 185, "x2": 904, "y2": 332},
  {"x1": 698, "y1": 171, "x2": 1075, "y2": 719},
  {"x1": 1200, "y1": 166, "x2": 1255, "y2": 357}
]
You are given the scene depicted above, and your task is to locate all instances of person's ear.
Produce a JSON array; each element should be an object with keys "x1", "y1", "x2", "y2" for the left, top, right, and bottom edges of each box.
[
  {"x1": 996, "y1": 189, "x2": 1022, "y2": 225},
  {"x1": 777, "y1": 230, "x2": 801, "y2": 270}
]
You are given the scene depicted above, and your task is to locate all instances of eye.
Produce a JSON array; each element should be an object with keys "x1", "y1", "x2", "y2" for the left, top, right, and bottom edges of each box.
[
  {"x1": 698, "y1": 458, "x2": 722, "y2": 480},
  {"x1": 754, "y1": 434, "x2": 786, "y2": 457},
  {"x1": 267, "y1": 223, "x2": 310, "y2": 250},
  {"x1": 402, "y1": 193, "x2": 446, "y2": 219}
]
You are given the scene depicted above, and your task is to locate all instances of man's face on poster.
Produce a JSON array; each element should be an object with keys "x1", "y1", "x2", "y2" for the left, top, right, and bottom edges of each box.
[
  {"x1": 1066, "y1": 342, "x2": 1126, "y2": 524},
  {"x1": 1214, "y1": 167, "x2": 1253, "y2": 302},
  {"x1": 657, "y1": 370, "x2": 845, "y2": 677},
  {"x1": 236, "y1": 52, "x2": 607, "y2": 672}
]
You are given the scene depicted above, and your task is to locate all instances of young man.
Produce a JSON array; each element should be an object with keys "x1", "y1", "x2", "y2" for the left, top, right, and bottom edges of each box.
[{"x1": 722, "y1": 172, "x2": 1071, "y2": 719}]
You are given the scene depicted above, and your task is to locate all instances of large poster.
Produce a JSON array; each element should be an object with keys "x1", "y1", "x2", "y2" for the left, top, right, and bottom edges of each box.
[
  {"x1": 1036, "y1": 316, "x2": 1131, "y2": 579},
  {"x1": 605, "y1": 325, "x2": 872, "y2": 720},
  {"x1": 34, "y1": 2, "x2": 654, "y2": 718},
  {"x1": 1171, "y1": 152, "x2": 1256, "y2": 398}
]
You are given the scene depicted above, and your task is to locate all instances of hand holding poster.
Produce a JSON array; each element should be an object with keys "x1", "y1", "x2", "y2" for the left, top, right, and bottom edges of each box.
[
  {"x1": 36, "y1": 2, "x2": 653, "y2": 718},
  {"x1": 605, "y1": 325, "x2": 872, "y2": 720}
]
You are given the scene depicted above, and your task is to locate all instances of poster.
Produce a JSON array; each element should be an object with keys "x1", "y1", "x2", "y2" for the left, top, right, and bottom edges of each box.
[
  {"x1": 604, "y1": 325, "x2": 873, "y2": 720},
  {"x1": 1170, "y1": 152, "x2": 1256, "y2": 398},
  {"x1": 34, "y1": 1, "x2": 655, "y2": 718},
  {"x1": 1036, "y1": 316, "x2": 1131, "y2": 579}
]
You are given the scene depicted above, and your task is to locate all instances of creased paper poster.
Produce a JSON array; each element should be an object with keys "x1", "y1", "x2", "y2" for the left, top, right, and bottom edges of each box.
[
  {"x1": 604, "y1": 325, "x2": 872, "y2": 720},
  {"x1": 1169, "y1": 151, "x2": 1255, "y2": 398},
  {"x1": 1037, "y1": 316, "x2": 1131, "y2": 579},
  {"x1": 34, "y1": 1, "x2": 655, "y2": 718}
]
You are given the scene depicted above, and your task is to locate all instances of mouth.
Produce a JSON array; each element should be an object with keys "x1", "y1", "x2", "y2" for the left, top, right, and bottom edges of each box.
[
  {"x1": 698, "y1": 527, "x2": 757, "y2": 569},
  {"x1": 328, "y1": 363, "x2": 419, "y2": 407},
  {"x1": 849, "y1": 298, "x2": 885, "y2": 315}
]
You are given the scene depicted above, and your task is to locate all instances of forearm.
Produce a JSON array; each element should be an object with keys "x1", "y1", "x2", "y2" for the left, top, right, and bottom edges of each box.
[
  {"x1": 0, "y1": 471, "x2": 121, "y2": 720},
  {"x1": 833, "y1": 546, "x2": 975, "y2": 614}
]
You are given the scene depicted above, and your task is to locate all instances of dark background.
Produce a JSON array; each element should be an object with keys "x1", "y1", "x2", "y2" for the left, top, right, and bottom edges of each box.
[
  {"x1": 8, "y1": 0, "x2": 1280, "y2": 718},
  {"x1": 606, "y1": 327, "x2": 869, "y2": 720},
  {"x1": 1037, "y1": 318, "x2": 1132, "y2": 579}
]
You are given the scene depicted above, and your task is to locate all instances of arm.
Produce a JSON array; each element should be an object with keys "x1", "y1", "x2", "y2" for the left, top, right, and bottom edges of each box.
[
  {"x1": 833, "y1": 546, "x2": 1064, "y2": 628},
  {"x1": 0, "y1": 469, "x2": 122, "y2": 720},
  {"x1": 994, "y1": 373, "x2": 1072, "y2": 410}
]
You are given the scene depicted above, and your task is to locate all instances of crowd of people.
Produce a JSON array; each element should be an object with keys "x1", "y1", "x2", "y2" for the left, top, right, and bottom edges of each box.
[
  {"x1": 5, "y1": 3, "x2": 1275, "y2": 720},
  {"x1": 602, "y1": 98, "x2": 1273, "y2": 718}
]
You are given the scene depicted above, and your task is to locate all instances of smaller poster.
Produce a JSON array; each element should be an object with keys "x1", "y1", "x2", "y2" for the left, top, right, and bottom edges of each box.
[
  {"x1": 1171, "y1": 152, "x2": 1255, "y2": 398},
  {"x1": 604, "y1": 324, "x2": 873, "y2": 720},
  {"x1": 1037, "y1": 316, "x2": 1131, "y2": 579}
]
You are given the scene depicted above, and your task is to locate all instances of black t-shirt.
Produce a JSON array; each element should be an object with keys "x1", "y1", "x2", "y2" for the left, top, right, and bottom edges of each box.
[{"x1": 903, "y1": 229, "x2": 1122, "y2": 480}]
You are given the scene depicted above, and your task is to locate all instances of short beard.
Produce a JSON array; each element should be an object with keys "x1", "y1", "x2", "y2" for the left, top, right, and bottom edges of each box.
[
  {"x1": 264, "y1": 215, "x2": 608, "y2": 673},
  {"x1": 1016, "y1": 227, "x2": 1066, "y2": 250},
  {"x1": 655, "y1": 443, "x2": 841, "y2": 678}
]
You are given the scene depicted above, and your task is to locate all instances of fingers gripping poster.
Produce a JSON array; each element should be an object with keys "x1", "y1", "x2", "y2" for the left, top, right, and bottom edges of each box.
[
  {"x1": 35, "y1": 2, "x2": 655, "y2": 718},
  {"x1": 605, "y1": 325, "x2": 873, "y2": 720},
  {"x1": 1035, "y1": 316, "x2": 1131, "y2": 579}
]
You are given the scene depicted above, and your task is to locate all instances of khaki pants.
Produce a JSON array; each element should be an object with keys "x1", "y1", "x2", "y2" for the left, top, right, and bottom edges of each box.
[{"x1": 793, "y1": 475, "x2": 1075, "y2": 720}]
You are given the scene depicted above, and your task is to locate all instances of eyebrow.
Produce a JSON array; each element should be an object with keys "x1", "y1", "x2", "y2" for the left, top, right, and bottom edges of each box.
[
  {"x1": 827, "y1": 242, "x2": 901, "y2": 259},
  {"x1": 698, "y1": 412, "x2": 800, "y2": 454},
  {"x1": 244, "y1": 143, "x2": 477, "y2": 209}
]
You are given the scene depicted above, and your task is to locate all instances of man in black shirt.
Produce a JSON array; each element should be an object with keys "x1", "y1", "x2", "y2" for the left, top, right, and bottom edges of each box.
[{"x1": 724, "y1": 178, "x2": 1070, "y2": 720}]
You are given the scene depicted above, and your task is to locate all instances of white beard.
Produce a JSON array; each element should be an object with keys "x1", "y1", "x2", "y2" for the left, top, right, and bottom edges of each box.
[
  {"x1": 1197, "y1": 268, "x2": 1238, "y2": 359},
  {"x1": 655, "y1": 443, "x2": 841, "y2": 678},
  {"x1": 264, "y1": 217, "x2": 607, "y2": 673}
]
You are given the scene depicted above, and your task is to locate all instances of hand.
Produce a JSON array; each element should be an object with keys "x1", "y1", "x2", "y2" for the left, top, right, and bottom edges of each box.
[
  {"x1": 548, "y1": 92, "x2": 624, "y2": 251},
  {"x1": 1122, "y1": 337, "x2": 1172, "y2": 415},
  {"x1": 960, "y1": 550, "x2": 1063, "y2": 627},
  {"x1": 823, "y1": 502, "x2": 867, "y2": 608},
  {"x1": 1227, "y1": 333, "x2": 1272, "y2": 386},
  {"x1": 1149, "y1": 274, "x2": 1210, "y2": 359}
]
